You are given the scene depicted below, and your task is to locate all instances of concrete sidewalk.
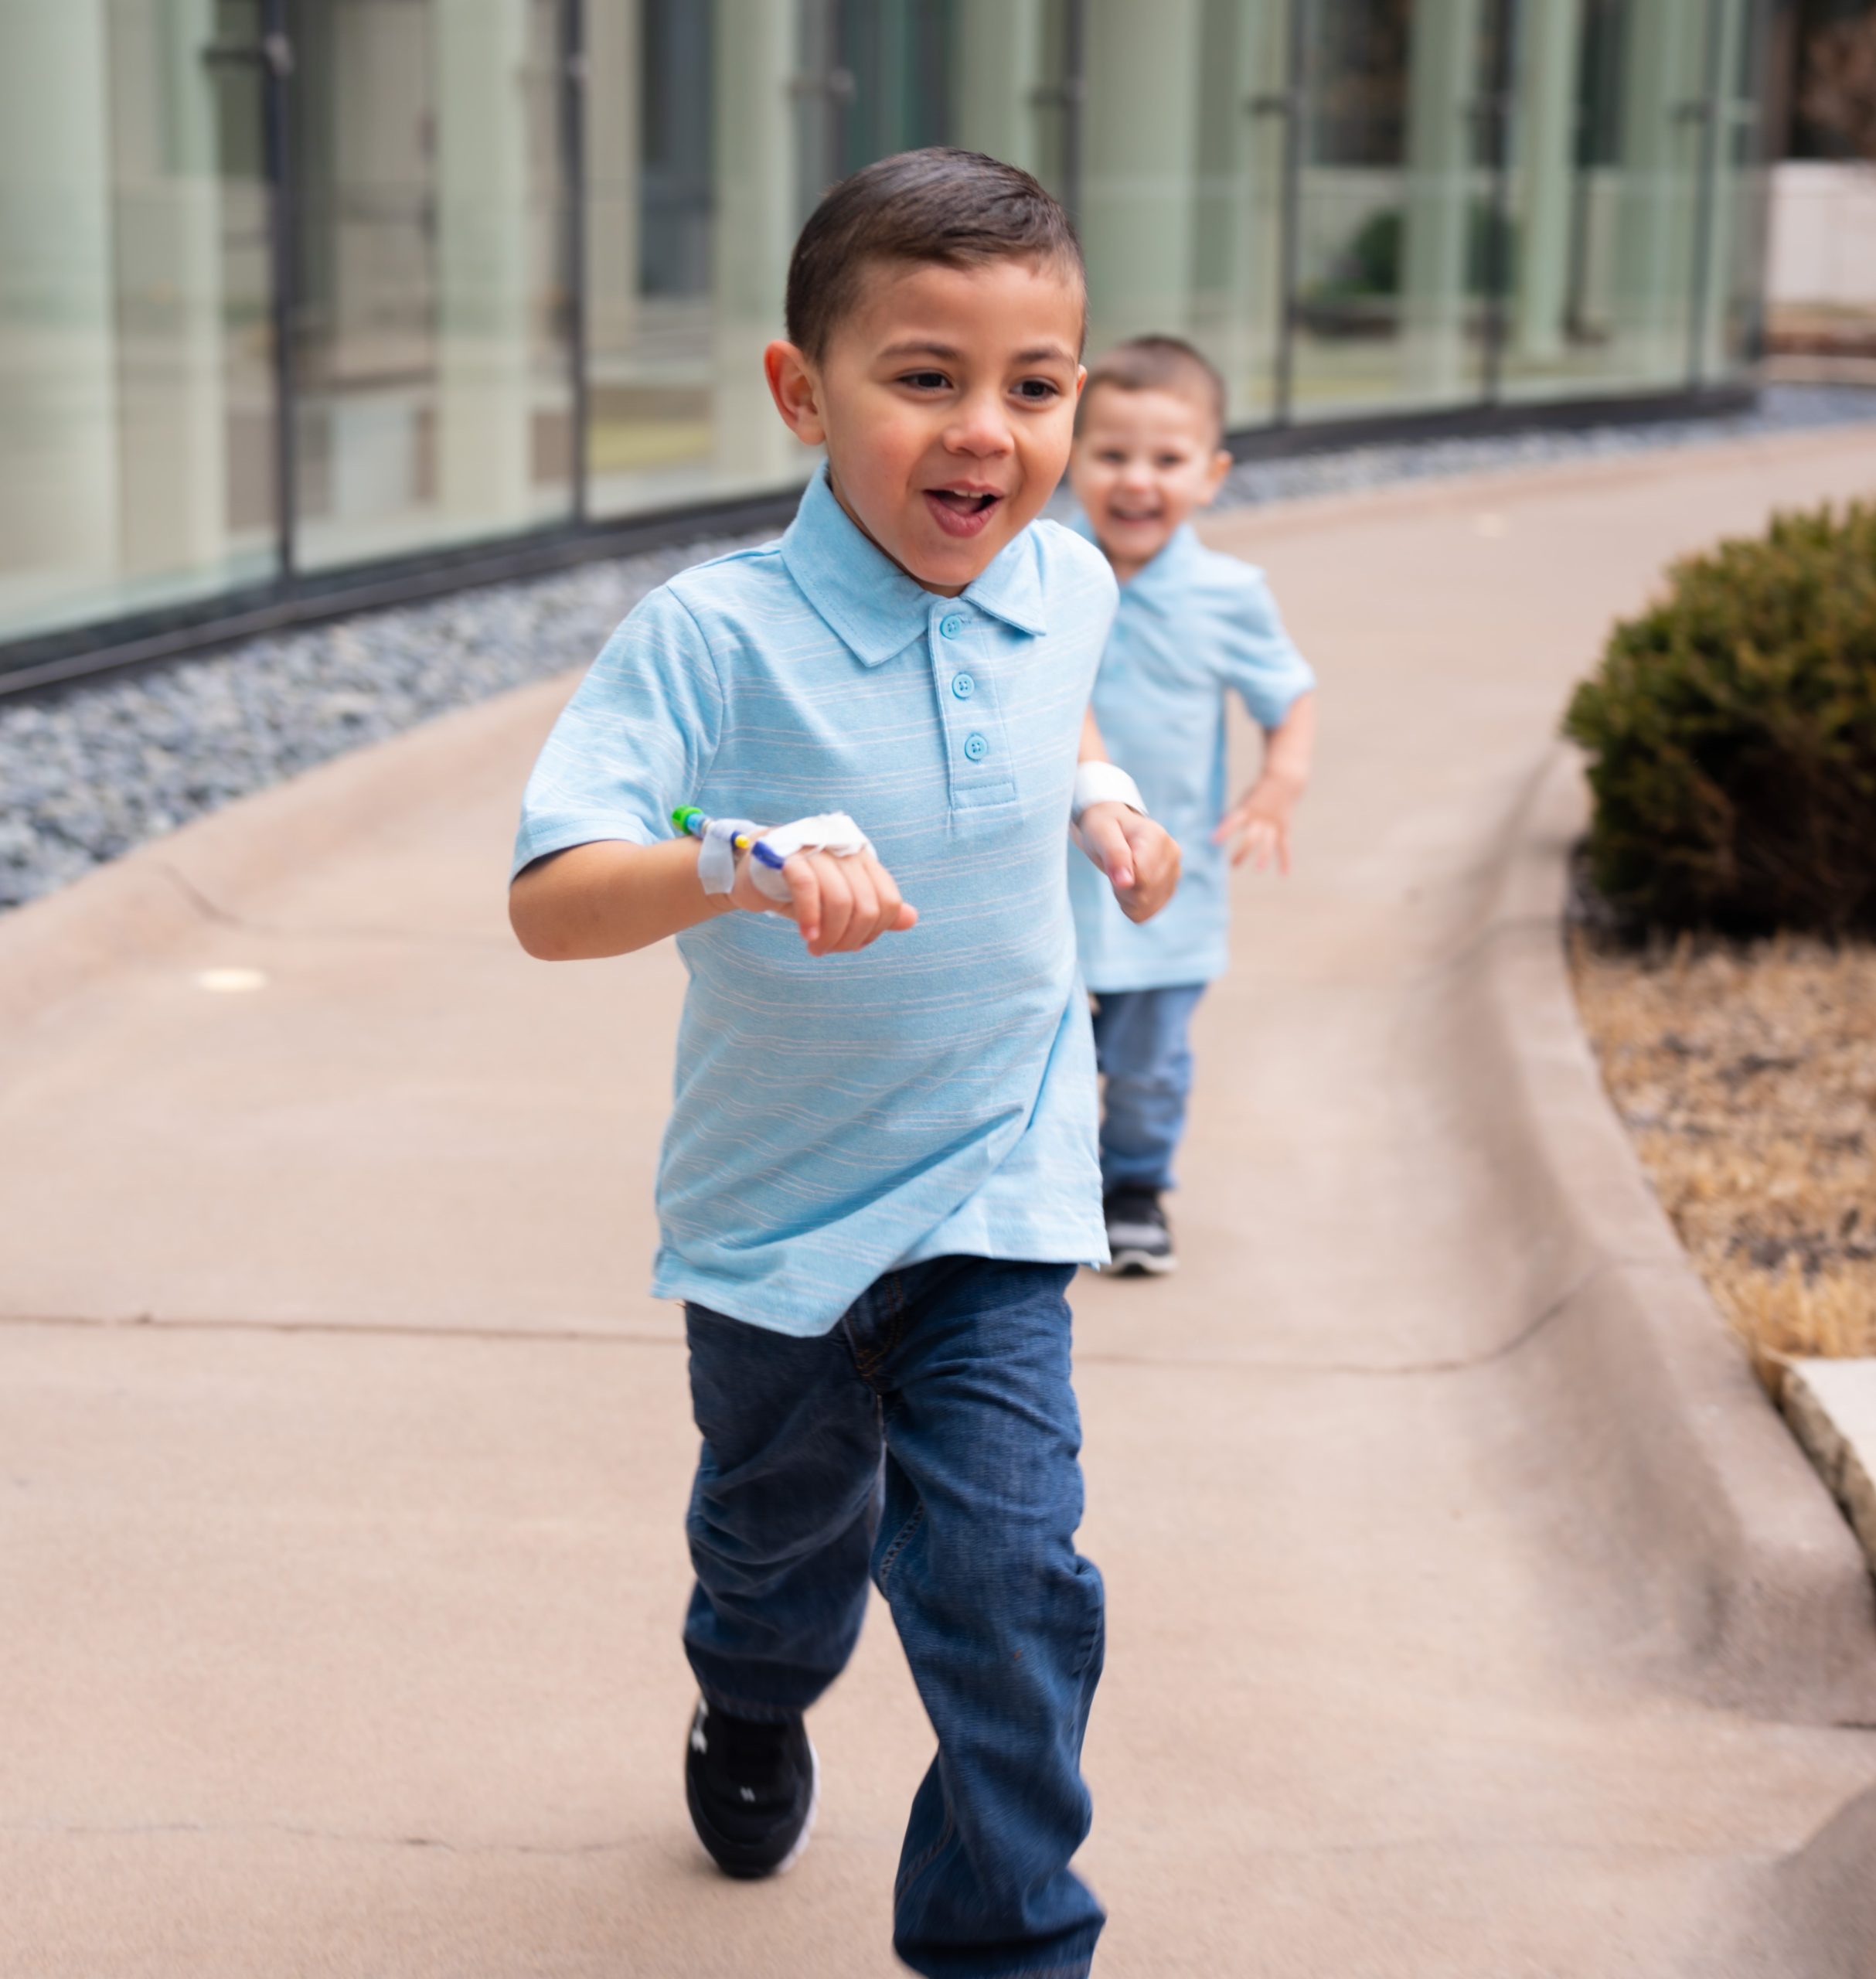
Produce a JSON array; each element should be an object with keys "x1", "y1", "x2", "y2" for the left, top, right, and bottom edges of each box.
[{"x1": 5, "y1": 429, "x2": 1876, "y2": 1977}]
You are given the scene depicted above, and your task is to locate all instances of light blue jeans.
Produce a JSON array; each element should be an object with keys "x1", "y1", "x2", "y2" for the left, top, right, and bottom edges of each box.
[{"x1": 1090, "y1": 984, "x2": 1207, "y2": 1194}]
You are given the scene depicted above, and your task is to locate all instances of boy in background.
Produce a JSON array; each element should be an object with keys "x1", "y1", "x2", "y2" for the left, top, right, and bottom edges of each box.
[
  {"x1": 509, "y1": 152, "x2": 1178, "y2": 1979},
  {"x1": 1067, "y1": 336, "x2": 1317, "y2": 1276}
]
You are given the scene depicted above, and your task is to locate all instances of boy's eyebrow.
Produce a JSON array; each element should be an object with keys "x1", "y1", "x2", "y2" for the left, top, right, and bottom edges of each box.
[{"x1": 877, "y1": 337, "x2": 1079, "y2": 367}]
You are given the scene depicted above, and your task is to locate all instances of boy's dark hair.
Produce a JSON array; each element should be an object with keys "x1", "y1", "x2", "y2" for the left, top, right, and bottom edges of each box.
[
  {"x1": 1079, "y1": 335, "x2": 1227, "y2": 442},
  {"x1": 786, "y1": 148, "x2": 1086, "y2": 361}
]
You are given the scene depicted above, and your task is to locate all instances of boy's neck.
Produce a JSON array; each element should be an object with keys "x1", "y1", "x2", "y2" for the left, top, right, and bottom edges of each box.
[{"x1": 1094, "y1": 528, "x2": 1180, "y2": 589}]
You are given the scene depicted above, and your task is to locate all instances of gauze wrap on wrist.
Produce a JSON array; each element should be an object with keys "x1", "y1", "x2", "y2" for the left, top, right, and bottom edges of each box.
[
  {"x1": 698, "y1": 817, "x2": 757, "y2": 895},
  {"x1": 747, "y1": 812, "x2": 872, "y2": 903},
  {"x1": 1071, "y1": 760, "x2": 1148, "y2": 822}
]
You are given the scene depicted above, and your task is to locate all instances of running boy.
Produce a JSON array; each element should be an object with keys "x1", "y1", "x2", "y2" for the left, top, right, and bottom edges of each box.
[
  {"x1": 1067, "y1": 337, "x2": 1316, "y2": 1275},
  {"x1": 509, "y1": 151, "x2": 1178, "y2": 1979}
]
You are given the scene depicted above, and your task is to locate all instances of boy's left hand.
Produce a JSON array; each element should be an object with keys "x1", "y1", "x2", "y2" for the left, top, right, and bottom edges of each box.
[
  {"x1": 1076, "y1": 802, "x2": 1180, "y2": 924},
  {"x1": 1214, "y1": 773, "x2": 1305, "y2": 874}
]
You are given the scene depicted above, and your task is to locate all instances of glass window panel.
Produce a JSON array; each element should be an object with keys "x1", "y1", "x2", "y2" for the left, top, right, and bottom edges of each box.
[
  {"x1": 836, "y1": 0, "x2": 958, "y2": 174},
  {"x1": 586, "y1": 0, "x2": 809, "y2": 520},
  {"x1": 583, "y1": 0, "x2": 1079, "y2": 525},
  {"x1": 1038, "y1": 1, "x2": 1292, "y2": 430},
  {"x1": 1081, "y1": 2, "x2": 1208, "y2": 363},
  {"x1": 1498, "y1": 0, "x2": 1716, "y2": 402},
  {"x1": 1291, "y1": 0, "x2": 1503, "y2": 421},
  {"x1": 951, "y1": 0, "x2": 1074, "y2": 206},
  {"x1": 1027, "y1": 0, "x2": 1078, "y2": 205},
  {"x1": 0, "y1": 0, "x2": 281, "y2": 645},
  {"x1": 287, "y1": 0, "x2": 574, "y2": 574},
  {"x1": 0, "y1": 0, "x2": 1798, "y2": 660},
  {"x1": 1189, "y1": 0, "x2": 1291, "y2": 427}
]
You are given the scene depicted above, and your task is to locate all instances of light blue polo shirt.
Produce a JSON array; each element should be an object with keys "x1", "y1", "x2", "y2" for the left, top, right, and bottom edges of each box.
[
  {"x1": 514, "y1": 468, "x2": 1120, "y2": 1334},
  {"x1": 1067, "y1": 519, "x2": 1315, "y2": 993}
]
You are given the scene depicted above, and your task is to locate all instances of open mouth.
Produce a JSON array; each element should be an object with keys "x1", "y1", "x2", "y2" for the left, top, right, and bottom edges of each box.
[
  {"x1": 924, "y1": 486, "x2": 1005, "y2": 538},
  {"x1": 1108, "y1": 505, "x2": 1163, "y2": 524}
]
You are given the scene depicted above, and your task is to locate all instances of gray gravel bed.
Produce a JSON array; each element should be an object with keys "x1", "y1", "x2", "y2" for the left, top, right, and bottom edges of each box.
[
  {"x1": 4, "y1": 382, "x2": 1873, "y2": 915},
  {"x1": 0, "y1": 536, "x2": 751, "y2": 912},
  {"x1": 1209, "y1": 380, "x2": 1876, "y2": 510}
]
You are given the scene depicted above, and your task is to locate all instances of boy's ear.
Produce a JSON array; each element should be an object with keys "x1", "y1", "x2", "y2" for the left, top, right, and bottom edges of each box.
[
  {"x1": 764, "y1": 341, "x2": 827, "y2": 448},
  {"x1": 1202, "y1": 445, "x2": 1233, "y2": 502}
]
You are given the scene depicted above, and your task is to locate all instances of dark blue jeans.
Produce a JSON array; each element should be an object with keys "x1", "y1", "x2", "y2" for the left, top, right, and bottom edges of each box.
[
  {"x1": 684, "y1": 1255, "x2": 1105, "y2": 1979},
  {"x1": 1090, "y1": 983, "x2": 1207, "y2": 1194}
]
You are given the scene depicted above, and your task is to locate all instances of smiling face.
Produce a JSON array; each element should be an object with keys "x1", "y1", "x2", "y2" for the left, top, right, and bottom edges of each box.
[
  {"x1": 1069, "y1": 383, "x2": 1232, "y2": 584},
  {"x1": 763, "y1": 256, "x2": 1086, "y2": 596}
]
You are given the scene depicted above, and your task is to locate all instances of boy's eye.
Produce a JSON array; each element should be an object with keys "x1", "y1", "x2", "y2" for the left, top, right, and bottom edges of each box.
[
  {"x1": 898, "y1": 370, "x2": 951, "y2": 391},
  {"x1": 1155, "y1": 454, "x2": 1187, "y2": 469},
  {"x1": 1013, "y1": 377, "x2": 1060, "y2": 403}
]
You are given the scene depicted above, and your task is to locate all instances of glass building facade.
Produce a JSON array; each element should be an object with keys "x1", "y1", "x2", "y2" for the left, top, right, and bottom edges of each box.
[{"x1": 0, "y1": 0, "x2": 1776, "y2": 678}]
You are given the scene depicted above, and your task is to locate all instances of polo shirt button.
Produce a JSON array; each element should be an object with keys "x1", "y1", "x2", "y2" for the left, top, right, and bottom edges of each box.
[
  {"x1": 938, "y1": 613, "x2": 965, "y2": 639},
  {"x1": 950, "y1": 672, "x2": 975, "y2": 700},
  {"x1": 963, "y1": 732, "x2": 988, "y2": 762}
]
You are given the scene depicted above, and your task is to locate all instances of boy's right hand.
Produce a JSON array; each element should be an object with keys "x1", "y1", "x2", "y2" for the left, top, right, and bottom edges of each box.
[{"x1": 730, "y1": 842, "x2": 918, "y2": 957}]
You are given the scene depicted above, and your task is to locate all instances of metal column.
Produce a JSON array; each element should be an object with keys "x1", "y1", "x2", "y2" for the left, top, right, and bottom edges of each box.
[
  {"x1": 1477, "y1": 0, "x2": 1517, "y2": 405},
  {"x1": 205, "y1": 4, "x2": 299, "y2": 585},
  {"x1": 1267, "y1": 0, "x2": 1309, "y2": 425},
  {"x1": 562, "y1": 0, "x2": 591, "y2": 524}
]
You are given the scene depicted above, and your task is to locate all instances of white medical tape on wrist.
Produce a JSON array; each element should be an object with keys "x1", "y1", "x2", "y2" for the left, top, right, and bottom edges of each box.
[
  {"x1": 698, "y1": 817, "x2": 758, "y2": 895},
  {"x1": 747, "y1": 811, "x2": 872, "y2": 904},
  {"x1": 1071, "y1": 761, "x2": 1147, "y2": 822}
]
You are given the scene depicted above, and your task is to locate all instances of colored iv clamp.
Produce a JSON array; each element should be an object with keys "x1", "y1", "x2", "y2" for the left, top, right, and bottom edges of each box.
[{"x1": 671, "y1": 805, "x2": 786, "y2": 872}]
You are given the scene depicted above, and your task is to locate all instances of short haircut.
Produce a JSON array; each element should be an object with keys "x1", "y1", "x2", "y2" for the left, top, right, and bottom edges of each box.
[
  {"x1": 1079, "y1": 335, "x2": 1227, "y2": 442},
  {"x1": 785, "y1": 147, "x2": 1086, "y2": 362}
]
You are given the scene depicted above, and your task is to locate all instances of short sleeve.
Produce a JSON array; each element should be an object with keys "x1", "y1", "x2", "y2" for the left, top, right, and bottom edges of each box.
[
  {"x1": 511, "y1": 584, "x2": 724, "y2": 878},
  {"x1": 1217, "y1": 569, "x2": 1316, "y2": 731}
]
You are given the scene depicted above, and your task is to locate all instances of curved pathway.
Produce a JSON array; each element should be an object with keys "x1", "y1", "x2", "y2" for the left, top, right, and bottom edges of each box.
[{"x1": 3, "y1": 428, "x2": 1876, "y2": 1976}]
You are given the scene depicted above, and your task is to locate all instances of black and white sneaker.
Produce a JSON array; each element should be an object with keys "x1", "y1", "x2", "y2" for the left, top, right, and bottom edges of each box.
[
  {"x1": 685, "y1": 1697, "x2": 819, "y2": 1879},
  {"x1": 1104, "y1": 1187, "x2": 1176, "y2": 1276}
]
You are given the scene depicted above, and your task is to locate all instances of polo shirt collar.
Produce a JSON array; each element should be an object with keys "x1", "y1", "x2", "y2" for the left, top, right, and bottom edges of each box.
[
  {"x1": 1066, "y1": 508, "x2": 1200, "y2": 615},
  {"x1": 781, "y1": 466, "x2": 1048, "y2": 668}
]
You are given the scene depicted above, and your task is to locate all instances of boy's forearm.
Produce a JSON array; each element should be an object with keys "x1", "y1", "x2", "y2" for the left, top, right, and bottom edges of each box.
[
  {"x1": 1258, "y1": 690, "x2": 1316, "y2": 792},
  {"x1": 509, "y1": 836, "x2": 732, "y2": 959}
]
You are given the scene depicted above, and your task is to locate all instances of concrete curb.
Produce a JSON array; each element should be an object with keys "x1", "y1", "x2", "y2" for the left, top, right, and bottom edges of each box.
[
  {"x1": 1784, "y1": 1361, "x2": 1876, "y2": 1579},
  {"x1": 1459, "y1": 748, "x2": 1876, "y2": 1724}
]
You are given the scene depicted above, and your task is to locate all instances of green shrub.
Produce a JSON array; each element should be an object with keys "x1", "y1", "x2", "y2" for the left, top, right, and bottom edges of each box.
[{"x1": 1563, "y1": 498, "x2": 1876, "y2": 937}]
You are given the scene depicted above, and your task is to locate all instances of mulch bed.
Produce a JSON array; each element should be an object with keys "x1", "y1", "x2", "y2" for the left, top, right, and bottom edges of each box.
[{"x1": 1570, "y1": 933, "x2": 1876, "y2": 1381}]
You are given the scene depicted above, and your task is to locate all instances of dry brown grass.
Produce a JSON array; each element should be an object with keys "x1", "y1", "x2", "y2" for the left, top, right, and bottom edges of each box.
[{"x1": 1570, "y1": 933, "x2": 1876, "y2": 1384}]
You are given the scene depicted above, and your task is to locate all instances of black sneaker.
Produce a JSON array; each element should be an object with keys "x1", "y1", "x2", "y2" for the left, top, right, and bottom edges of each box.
[
  {"x1": 685, "y1": 1697, "x2": 819, "y2": 1879},
  {"x1": 1104, "y1": 1187, "x2": 1176, "y2": 1276}
]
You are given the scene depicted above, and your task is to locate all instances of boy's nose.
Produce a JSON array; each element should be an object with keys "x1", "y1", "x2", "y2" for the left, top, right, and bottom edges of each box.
[{"x1": 943, "y1": 394, "x2": 1015, "y2": 458}]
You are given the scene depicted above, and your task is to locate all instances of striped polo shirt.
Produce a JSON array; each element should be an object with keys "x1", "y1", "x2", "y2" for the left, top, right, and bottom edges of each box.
[
  {"x1": 1067, "y1": 518, "x2": 1316, "y2": 993},
  {"x1": 513, "y1": 467, "x2": 1120, "y2": 1334}
]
